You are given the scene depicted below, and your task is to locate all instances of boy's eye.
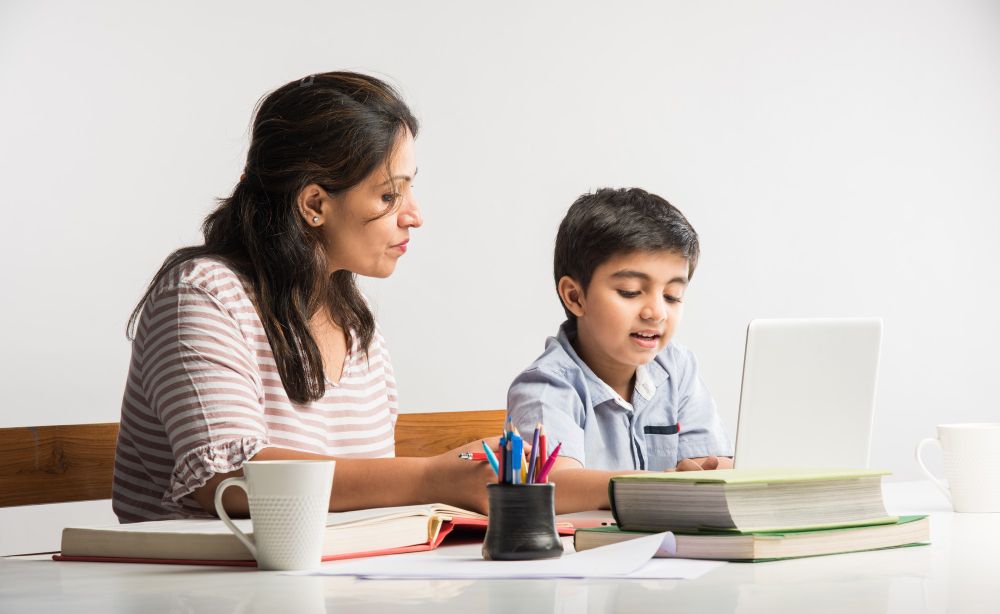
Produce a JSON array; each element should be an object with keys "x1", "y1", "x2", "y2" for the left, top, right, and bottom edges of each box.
[
  {"x1": 664, "y1": 295, "x2": 682, "y2": 304},
  {"x1": 617, "y1": 290, "x2": 640, "y2": 298}
]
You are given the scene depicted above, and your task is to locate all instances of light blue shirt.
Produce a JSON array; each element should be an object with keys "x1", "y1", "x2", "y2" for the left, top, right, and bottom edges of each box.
[{"x1": 507, "y1": 322, "x2": 732, "y2": 471}]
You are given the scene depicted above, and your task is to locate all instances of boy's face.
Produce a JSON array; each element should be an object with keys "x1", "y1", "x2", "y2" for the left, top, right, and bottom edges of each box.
[{"x1": 565, "y1": 250, "x2": 690, "y2": 374}]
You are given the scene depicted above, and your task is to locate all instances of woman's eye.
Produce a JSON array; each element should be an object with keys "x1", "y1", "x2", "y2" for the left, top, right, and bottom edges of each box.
[
  {"x1": 617, "y1": 290, "x2": 640, "y2": 298},
  {"x1": 381, "y1": 192, "x2": 400, "y2": 204}
]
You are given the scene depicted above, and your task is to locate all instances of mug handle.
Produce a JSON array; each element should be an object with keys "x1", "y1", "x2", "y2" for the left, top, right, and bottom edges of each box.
[
  {"x1": 215, "y1": 477, "x2": 257, "y2": 559},
  {"x1": 915, "y1": 437, "x2": 951, "y2": 504}
]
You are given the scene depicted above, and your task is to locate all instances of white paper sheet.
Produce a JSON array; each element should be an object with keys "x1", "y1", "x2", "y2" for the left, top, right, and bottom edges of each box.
[{"x1": 298, "y1": 533, "x2": 724, "y2": 580}]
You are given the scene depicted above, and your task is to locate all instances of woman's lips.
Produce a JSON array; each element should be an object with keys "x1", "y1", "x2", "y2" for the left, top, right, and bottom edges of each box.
[{"x1": 392, "y1": 239, "x2": 409, "y2": 254}]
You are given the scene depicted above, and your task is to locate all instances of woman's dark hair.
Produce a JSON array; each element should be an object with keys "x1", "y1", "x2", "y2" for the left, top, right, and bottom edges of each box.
[
  {"x1": 553, "y1": 187, "x2": 700, "y2": 322},
  {"x1": 128, "y1": 71, "x2": 419, "y2": 403}
]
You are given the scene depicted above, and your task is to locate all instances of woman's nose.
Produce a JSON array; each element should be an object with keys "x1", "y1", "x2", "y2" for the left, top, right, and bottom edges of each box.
[{"x1": 400, "y1": 197, "x2": 423, "y2": 228}]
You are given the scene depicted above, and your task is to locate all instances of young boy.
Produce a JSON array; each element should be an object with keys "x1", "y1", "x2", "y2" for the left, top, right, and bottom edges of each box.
[{"x1": 507, "y1": 188, "x2": 732, "y2": 512}]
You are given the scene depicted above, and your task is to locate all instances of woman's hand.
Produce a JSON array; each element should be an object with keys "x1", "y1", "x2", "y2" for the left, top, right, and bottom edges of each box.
[{"x1": 422, "y1": 437, "x2": 500, "y2": 514}]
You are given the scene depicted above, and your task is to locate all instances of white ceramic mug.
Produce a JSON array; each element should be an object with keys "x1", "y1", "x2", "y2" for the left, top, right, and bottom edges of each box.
[
  {"x1": 215, "y1": 460, "x2": 335, "y2": 570},
  {"x1": 915, "y1": 423, "x2": 1000, "y2": 513}
]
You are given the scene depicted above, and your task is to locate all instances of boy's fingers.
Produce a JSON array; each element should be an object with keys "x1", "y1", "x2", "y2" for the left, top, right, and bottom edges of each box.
[{"x1": 676, "y1": 458, "x2": 703, "y2": 471}]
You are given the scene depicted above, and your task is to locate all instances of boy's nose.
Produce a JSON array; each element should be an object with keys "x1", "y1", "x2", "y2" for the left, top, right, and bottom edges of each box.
[{"x1": 641, "y1": 300, "x2": 667, "y2": 323}]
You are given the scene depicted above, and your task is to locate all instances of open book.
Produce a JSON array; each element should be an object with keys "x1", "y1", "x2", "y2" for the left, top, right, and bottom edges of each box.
[{"x1": 55, "y1": 504, "x2": 494, "y2": 566}]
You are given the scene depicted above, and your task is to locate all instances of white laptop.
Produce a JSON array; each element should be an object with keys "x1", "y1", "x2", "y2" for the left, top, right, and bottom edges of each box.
[{"x1": 733, "y1": 318, "x2": 883, "y2": 469}]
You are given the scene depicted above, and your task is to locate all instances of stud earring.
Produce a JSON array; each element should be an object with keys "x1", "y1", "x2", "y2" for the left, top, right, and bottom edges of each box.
[{"x1": 312, "y1": 216, "x2": 320, "y2": 224}]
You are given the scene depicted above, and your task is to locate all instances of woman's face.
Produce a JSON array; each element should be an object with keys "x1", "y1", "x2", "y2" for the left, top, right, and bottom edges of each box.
[{"x1": 316, "y1": 130, "x2": 422, "y2": 278}]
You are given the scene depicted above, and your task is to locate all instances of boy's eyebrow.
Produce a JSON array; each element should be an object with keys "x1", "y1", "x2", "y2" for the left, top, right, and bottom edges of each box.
[{"x1": 610, "y1": 270, "x2": 689, "y2": 284}]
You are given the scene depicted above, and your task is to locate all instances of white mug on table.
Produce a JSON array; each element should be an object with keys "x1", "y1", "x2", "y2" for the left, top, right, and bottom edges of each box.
[
  {"x1": 915, "y1": 423, "x2": 1000, "y2": 513},
  {"x1": 215, "y1": 460, "x2": 335, "y2": 570}
]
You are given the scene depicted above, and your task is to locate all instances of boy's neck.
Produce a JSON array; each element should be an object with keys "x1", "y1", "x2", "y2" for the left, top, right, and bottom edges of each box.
[{"x1": 571, "y1": 332, "x2": 637, "y2": 402}]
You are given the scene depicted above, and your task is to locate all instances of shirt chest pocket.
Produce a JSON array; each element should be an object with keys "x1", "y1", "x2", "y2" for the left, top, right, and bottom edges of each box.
[{"x1": 643, "y1": 424, "x2": 680, "y2": 471}]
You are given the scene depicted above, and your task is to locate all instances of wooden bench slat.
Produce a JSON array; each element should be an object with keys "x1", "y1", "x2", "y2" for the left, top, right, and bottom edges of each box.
[
  {"x1": 0, "y1": 423, "x2": 119, "y2": 507},
  {"x1": 393, "y1": 410, "x2": 506, "y2": 458},
  {"x1": 0, "y1": 410, "x2": 508, "y2": 508}
]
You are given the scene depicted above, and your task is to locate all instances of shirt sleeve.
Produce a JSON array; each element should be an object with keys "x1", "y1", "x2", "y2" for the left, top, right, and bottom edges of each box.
[
  {"x1": 674, "y1": 349, "x2": 733, "y2": 460},
  {"x1": 139, "y1": 281, "x2": 271, "y2": 506},
  {"x1": 506, "y1": 367, "x2": 588, "y2": 465}
]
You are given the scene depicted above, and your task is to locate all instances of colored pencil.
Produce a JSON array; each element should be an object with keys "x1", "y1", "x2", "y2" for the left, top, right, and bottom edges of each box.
[
  {"x1": 526, "y1": 423, "x2": 541, "y2": 483},
  {"x1": 536, "y1": 442, "x2": 562, "y2": 484},
  {"x1": 537, "y1": 426, "x2": 547, "y2": 482}
]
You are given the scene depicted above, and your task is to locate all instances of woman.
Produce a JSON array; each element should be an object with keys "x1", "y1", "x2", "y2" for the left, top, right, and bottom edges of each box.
[{"x1": 112, "y1": 72, "x2": 493, "y2": 522}]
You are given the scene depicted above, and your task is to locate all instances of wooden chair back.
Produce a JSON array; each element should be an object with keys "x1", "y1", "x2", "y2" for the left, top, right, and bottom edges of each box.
[{"x1": 0, "y1": 409, "x2": 507, "y2": 508}]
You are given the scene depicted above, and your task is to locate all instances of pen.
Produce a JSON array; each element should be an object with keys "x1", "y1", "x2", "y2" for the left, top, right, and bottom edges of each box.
[
  {"x1": 536, "y1": 441, "x2": 562, "y2": 484},
  {"x1": 512, "y1": 434, "x2": 523, "y2": 485},
  {"x1": 457, "y1": 452, "x2": 489, "y2": 461}
]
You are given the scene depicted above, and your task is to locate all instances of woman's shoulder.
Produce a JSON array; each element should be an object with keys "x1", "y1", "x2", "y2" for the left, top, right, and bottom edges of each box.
[{"x1": 153, "y1": 256, "x2": 252, "y2": 306}]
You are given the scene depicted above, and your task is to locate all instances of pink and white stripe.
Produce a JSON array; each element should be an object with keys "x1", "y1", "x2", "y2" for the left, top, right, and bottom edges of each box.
[{"x1": 112, "y1": 258, "x2": 398, "y2": 522}]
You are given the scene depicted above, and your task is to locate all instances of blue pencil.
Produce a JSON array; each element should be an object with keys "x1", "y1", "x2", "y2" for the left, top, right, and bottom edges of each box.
[
  {"x1": 512, "y1": 434, "x2": 523, "y2": 484},
  {"x1": 481, "y1": 440, "x2": 500, "y2": 476}
]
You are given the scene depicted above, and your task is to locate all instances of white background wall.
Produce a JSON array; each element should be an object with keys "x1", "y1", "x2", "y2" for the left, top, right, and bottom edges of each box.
[{"x1": 2, "y1": 0, "x2": 998, "y2": 553}]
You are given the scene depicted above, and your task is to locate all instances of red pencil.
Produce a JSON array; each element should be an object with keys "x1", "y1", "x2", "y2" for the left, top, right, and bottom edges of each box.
[
  {"x1": 536, "y1": 442, "x2": 562, "y2": 484},
  {"x1": 537, "y1": 426, "x2": 547, "y2": 481},
  {"x1": 458, "y1": 452, "x2": 489, "y2": 461}
]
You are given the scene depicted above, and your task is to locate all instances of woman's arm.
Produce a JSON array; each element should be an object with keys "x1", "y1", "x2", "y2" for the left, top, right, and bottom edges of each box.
[{"x1": 192, "y1": 439, "x2": 497, "y2": 517}]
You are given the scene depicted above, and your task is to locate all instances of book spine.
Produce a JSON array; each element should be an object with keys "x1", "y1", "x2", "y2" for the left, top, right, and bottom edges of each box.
[{"x1": 608, "y1": 478, "x2": 622, "y2": 527}]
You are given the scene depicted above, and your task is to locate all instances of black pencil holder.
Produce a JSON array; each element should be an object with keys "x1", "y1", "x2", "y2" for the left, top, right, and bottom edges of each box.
[{"x1": 482, "y1": 483, "x2": 563, "y2": 560}]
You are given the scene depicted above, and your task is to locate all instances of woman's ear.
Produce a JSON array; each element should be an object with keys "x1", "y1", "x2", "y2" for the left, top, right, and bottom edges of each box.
[
  {"x1": 297, "y1": 184, "x2": 328, "y2": 227},
  {"x1": 557, "y1": 276, "x2": 586, "y2": 318}
]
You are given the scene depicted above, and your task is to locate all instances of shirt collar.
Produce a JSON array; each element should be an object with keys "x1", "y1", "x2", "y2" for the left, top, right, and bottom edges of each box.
[{"x1": 551, "y1": 321, "x2": 669, "y2": 409}]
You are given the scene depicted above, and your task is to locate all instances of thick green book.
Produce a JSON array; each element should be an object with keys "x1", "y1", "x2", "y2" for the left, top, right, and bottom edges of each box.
[
  {"x1": 609, "y1": 468, "x2": 895, "y2": 533},
  {"x1": 573, "y1": 516, "x2": 930, "y2": 562}
]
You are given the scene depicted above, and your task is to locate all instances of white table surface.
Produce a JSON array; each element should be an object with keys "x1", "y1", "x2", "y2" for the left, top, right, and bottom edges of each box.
[{"x1": 1, "y1": 481, "x2": 998, "y2": 614}]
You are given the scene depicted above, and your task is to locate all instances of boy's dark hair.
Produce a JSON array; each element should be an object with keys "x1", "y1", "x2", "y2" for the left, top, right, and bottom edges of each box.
[{"x1": 554, "y1": 187, "x2": 700, "y2": 322}]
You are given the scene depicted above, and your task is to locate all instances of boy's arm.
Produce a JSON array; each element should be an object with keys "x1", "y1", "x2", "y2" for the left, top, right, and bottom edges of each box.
[
  {"x1": 548, "y1": 455, "x2": 732, "y2": 512},
  {"x1": 547, "y1": 456, "x2": 641, "y2": 513}
]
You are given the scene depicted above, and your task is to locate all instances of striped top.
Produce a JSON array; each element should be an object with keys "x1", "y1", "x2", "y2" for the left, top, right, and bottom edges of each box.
[{"x1": 112, "y1": 258, "x2": 398, "y2": 522}]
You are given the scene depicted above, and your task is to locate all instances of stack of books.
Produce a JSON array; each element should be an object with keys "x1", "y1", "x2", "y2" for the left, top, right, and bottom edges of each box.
[{"x1": 575, "y1": 468, "x2": 929, "y2": 562}]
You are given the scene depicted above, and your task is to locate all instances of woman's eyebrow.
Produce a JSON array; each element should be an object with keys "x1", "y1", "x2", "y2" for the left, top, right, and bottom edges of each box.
[{"x1": 376, "y1": 167, "x2": 418, "y2": 188}]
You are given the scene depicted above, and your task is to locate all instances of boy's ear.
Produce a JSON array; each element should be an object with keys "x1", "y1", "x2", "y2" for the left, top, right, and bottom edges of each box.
[{"x1": 557, "y1": 276, "x2": 586, "y2": 318}]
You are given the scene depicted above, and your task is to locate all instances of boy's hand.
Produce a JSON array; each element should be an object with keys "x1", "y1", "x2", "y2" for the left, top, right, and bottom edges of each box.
[{"x1": 676, "y1": 456, "x2": 734, "y2": 471}]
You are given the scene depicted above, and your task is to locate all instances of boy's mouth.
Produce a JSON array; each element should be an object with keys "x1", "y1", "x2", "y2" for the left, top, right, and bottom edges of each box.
[{"x1": 629, "y1": 331, "x2": 662, "y2": 349}]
